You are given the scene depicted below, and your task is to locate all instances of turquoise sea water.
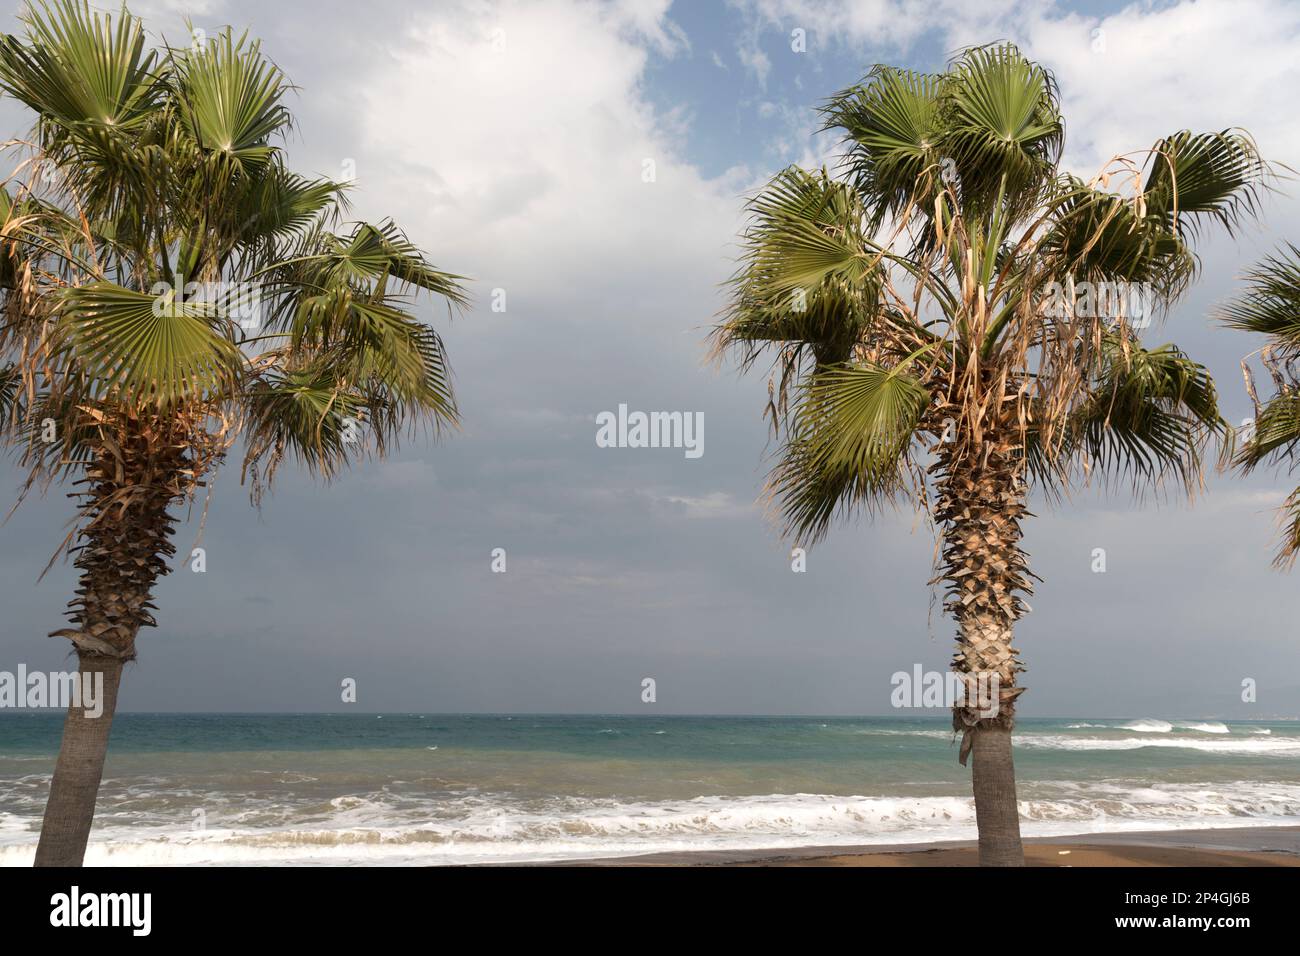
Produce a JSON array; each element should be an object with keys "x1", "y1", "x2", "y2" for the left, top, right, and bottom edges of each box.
[{"x1": 1, "y1": 713, "x2": 1297, "y2": 865}]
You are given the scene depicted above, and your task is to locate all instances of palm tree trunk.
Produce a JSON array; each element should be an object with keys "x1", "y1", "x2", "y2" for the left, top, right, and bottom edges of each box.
[
  {"x1": 970, "y1": 723, "x2": 1023, "y2": 866},
  {"x1": 34, "y1": 414, "x2": 184, "y2": 866},
  {"x1": 934, "y1": 431, "x2": 1031, "y2": 866},
  {"x1": 33, "y1": 652, "x2": 125, "y2": 866}
]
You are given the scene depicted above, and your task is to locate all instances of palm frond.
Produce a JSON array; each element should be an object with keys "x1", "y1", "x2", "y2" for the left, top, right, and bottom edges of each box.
[
  {"x1": 821, "y1": 66, "x2": 943, "y2": 229},
  {"x1": 1236, "y1": 392, "x2": 1300, "y2": 470},
  {"x1": 1045, "y1": 336, "x2": 1226, "y2": 493},
  {"x1": 236, "y1": 168, "x2": 346, "y2": 244},
  {"x1": 0, "y1": 0, "x2": 162, "y2": 133},
  {"x1": 1221, "y1": 245, "x2": 1300, "y2": 567},
  {"x1": 1038, "y1": 176, "x2": 1192, "y2": 298},
  {"x1": 172, "y1": 26, "x2": 291, "y2": 169},
  {"x1": 241, "y1": 363, "x2": 366, "y2": 483},
  {"x1": 939, "y1": 43, "x2": 1063, "y2": 220},
  {"x1": 715, "y1": 167, "x2": 890, "y2": 369},
  {"x1": 1143, "y1": 130, "x2": 1268, "y2": 241},
  {"x1": 1271, "y1": 488, "x2": 1300, "y2": 569},
  {"x1": 1221, "y1": 243, "x2": 1300, "y2": 344},
  {"x1": 57, "y1": 281, "x2": 241, "y2": 406},
  {"x1": 771, "y1": 362, "x2": 928, "y2": 542}
]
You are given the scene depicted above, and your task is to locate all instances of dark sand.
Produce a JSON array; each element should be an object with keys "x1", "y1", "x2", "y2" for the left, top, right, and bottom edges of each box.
[{"x1": 565, "y1": 826, "x2": 1300, "y2": 866}]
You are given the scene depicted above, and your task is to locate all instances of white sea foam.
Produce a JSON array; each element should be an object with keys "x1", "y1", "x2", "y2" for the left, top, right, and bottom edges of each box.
[
  {"x1": 1175, "y1": 722, "x2": 1230, "y2": 734},
  {"x1": 1016, "y1": 735, "x2": 1300, "y2": 755},
  {"x1": 1122, "y1": 719, "x2": 1173, "y2": 733},
  {"x1": 2, "y1": 782, "x2": 1297, "y2": 867}
]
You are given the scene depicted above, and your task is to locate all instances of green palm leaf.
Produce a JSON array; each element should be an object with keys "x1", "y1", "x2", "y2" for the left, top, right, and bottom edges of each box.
[
  {"x1": 173, "y1": 27, "x2": 291, "y2": 168},
  {"x1": 411, "y1": 325, "x2": 458, "y2": 426},
  {"x1": 1042, "y1": 336, "x2": 1225, "y2": 492},
  {"x1": 940, "y1": 44, "x2": 1062, "y2": 214},
  {"x1": 821, "y1": 67, "x2": 942, "y2": 227},
  {"x1": 771, "y1": 362, "x2": 929, "y2": 542},
  {"x1": 1220, "y1": 243, "x2": 1300, "y2": 344},
  {"x1": 58, "y1": 282, "x2": 241, "y2": 406},
  {"x1": 1221, "y1": 244, "x2": 1300, "y2": 566},
  {"x1": 799, "y1": 363, "x2": 930, "y2": 472},
  {"x1": 236, "y1": 168, "x2": 346, "y2": 244},
  {"x1": 1039, "y1": 177, "x2": 1190, "y2": 296},
  {"x1": 334, "y1": 221, "x2": 469, "y2": 304},
  {"x1": 719, "y1": 167, "x2": 888, "y2": 366},
  {"x1": 1237, "y1": 392, "x2": 1300, "y2": 469},
  {"x1": 1143, "y1": 130, "x2": 1267, "y2": 240},
  {"x1": 0, "y1": 0, "x2": 161, "y2": 132},
  {"x1": 242, "y1": 364, "x2": 366, "y2": 480},
  {"x1": 745, "y1": 171, "x2": 873, "y2": 292}
]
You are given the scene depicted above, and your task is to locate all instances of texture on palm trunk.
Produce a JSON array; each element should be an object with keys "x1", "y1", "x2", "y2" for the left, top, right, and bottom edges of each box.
[
  {"x1": 934, "y1": 424, "x2": 1030, "y2": 865},
  {"x1": 32, "y1": 654, "x2": 124, "y2": 866},
  {"x1": 713, "y1": 44, "x2": 1265, "y2": 865},
  {"x1": 35, "y1": 411, "x2": 194, "y2": 865},
  {"x1": 0, "y1": 1, "x2": 466, "y2": 864},
  {"x1": 934, "y1": 427, "x2": 1029, "y2": 747},
  {"x1": 57, "y1": 411, "x2": 195, "y2": 661}
]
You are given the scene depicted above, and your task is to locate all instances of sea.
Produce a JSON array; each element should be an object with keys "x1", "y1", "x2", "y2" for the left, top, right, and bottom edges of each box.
[{"x1": 1, "y1": 713, "x2": 1296, "y2": 865}]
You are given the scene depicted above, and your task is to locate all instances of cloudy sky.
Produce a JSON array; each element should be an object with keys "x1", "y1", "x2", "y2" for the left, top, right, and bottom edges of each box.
[{"x1": 2, "y1": 0, "x2": 1298, "y2": 716}]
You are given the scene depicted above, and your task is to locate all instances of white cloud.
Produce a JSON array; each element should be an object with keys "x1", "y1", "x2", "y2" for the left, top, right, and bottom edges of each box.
[
  {"x1": 654, "y1": 490, "x2": 752, "y2": 519},
  {"x1": 1024, "y1": 2, "x2": 1300, "y2": 176},
  {"x1": 736, "y1": 38, "x2": 773, "y2": 86},
  {"x1": 607, "y1": 0, "x2": 690, "y2": 55},
  {"x1": 731, "y1": 0, "x2": 1300, "y2": 176},
  {"x1": 352, "y1": 0, "x2": 745, "y2": 315},
  {"x1": 730, "y1": 0, "x2": 935, "y2": 52}
]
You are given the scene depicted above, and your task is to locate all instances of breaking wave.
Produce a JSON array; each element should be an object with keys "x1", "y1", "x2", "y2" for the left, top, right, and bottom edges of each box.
[{"x1": 2, "y1": 782, "x2": 1297, "y2": 867}]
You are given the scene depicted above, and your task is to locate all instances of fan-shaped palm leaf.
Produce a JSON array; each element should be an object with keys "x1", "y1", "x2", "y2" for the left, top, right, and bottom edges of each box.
[
  {"x1": 242, "y1": 364, "x2": 366, "y2": 479},
  {"x1": 939, "y1": 43, "x2": 1062, "y2": 219},
  {"x1": 172, "y1": 27, "x2": 291, "y2": 169},
  {"x1": 1143, "y1": 130, "x2": 1267, "y2": 241},
  {"x1": 0, "y1": 0, "x2": 161, "y2": 133},
  {"x1": 58, "y1": 282, "x2": 241, "y2": 405},
  {"x1": 1058, "y1": 338, "x2": 1226, "y2": 492},
  {"x1": 771, "y1": 362, "x2": 929, "y2": 542},
  {"x1": 821, "y1": 67, "x2": 942, "y2": 229}
]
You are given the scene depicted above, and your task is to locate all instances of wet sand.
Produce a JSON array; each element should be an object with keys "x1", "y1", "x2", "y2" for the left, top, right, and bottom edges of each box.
[{"x1": 566, "y1": 826, "x2": 1300, "y2": 866}]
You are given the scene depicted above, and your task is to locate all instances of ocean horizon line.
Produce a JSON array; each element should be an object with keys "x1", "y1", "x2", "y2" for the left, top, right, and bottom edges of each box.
[{"x1": 3, "y1": 710, "x2": 1297, "y2": 720}]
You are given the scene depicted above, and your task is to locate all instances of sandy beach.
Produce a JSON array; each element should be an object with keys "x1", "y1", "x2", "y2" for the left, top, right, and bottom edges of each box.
[{"x1": 568, "y1": 826, "x2": 1300, "y2": 867}]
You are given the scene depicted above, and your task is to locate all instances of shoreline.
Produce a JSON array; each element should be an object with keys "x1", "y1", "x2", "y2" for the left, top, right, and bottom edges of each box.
[{"x1": 551, "y1": 826, "x2": 1300, "y2": 867}]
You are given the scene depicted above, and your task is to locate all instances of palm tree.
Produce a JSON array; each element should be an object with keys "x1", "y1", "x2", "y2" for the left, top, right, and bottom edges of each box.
[
  {"x1": 0, "y1": 1, "x2": 466, "y2": 866},
  {"x1": 712, "y1": 44, "x2": 1266, "y2": 865},
  {"x1": 1222, "y1": 245, "x2": 1300, "y2": 564}
]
